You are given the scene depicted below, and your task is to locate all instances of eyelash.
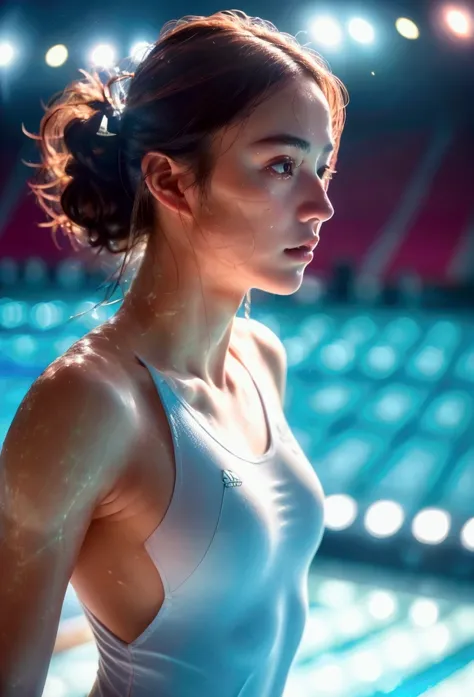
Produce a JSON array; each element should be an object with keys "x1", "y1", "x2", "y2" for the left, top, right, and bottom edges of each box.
[{"x1": 267, "y1": 157, "x2": 337, "y2": 182}]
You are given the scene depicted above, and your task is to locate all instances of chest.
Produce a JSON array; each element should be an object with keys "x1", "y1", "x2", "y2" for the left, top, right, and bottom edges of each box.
[{"x1": 177, "y1": 361, "x2": 273, "y2": 461}]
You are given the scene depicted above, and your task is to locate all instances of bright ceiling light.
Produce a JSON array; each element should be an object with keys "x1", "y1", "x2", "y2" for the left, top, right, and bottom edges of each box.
[
  {"x1": 348, "y1": 18, "x2": 375, "y2": 44},
  {"x1": 0, "y1": 41, "x2": 14, "y2": 67},
  {"x1": 395, "y1": 17, "x2": 420, "y2": 40},
  {"x1": 444, "y1": 8, "x2": 473, "y2": 38},
  {"x1": 45, "y1": 44, "x2": 68, "y2": 68},
  {"x1": 309, "y1": 16, "x2": 343, "y2": 47},
  {"x1": 90, "y1": 44, "x2": 116, "y2": 69}
]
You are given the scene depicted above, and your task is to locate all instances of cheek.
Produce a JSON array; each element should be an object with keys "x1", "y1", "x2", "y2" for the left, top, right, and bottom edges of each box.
[
  {"x1": 200, "y1": 168, "x2": 293, "y2": 257},
  {"x1": 216, "y1": 169, "x2": 291, "y2": 223}
]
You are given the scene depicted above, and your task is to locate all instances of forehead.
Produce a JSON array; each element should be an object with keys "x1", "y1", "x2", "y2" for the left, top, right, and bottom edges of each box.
[{"x1": 226, "y1": 75, "x2": 332, "y2": 150}]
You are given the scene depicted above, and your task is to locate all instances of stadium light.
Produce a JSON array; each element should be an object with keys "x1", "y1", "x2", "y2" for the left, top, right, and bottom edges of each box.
[
  {"x1": 348, "y1": 18, "x2": 375, "y2": 44},
  {"x1": 90, "y1": 44, "x2": 116, "y2": 69},
  {"x1": 366, "y1": 590, "x2": 398, "y2": 620},
  {"x1": 409, "y1": 598, "x2": 440, "y2": 627},
  {"x1": 412, "y1": 508, "x2": 451, "y2": 545},
  {"x1": 443, "y1": 7, "x2": 473, "y2": 38},
  {"x1": 324, "y1": 494, "x2": 358, "y2": 530},
  {"x1": 395, "y1": 17, "x2": 420, "y2": 40},
  {"x1": 460, "y1": 517, "x2": 474, "y2": 551},
  {"x1": 45, "y1": 44, "x2": 68, "y2": 68},
  {"x1": 364, "y1": 500, "x2": 405, "y2": 538},
  {"x1": 0, "y1": 41, "x2": 14, "y2": 67},
  {"x1": 309, "y1": 16, "x2": 343, "y2": 48}
]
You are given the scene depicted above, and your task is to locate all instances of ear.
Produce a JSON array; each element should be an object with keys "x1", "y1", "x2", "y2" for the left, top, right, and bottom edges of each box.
[{"x1": 141, "y1": 151, "x2": 195, "y2": 219}]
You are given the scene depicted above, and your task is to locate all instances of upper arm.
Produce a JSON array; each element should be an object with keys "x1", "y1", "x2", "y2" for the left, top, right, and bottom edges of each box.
[
  {"x1": 0, "y1": 359, "x2": 136, "y2": 695},
  {"x1": 247, "y1": 318, "x2": 287, "y2": 406}
]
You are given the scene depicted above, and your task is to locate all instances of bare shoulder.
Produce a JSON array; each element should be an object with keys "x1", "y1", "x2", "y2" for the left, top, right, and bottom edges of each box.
[
  {"x1": 236, "y1": 317, "x2": 287, "y2": 404},
  {"x1": 1, "y1": 334, "x2": 140, "y2": 526}
]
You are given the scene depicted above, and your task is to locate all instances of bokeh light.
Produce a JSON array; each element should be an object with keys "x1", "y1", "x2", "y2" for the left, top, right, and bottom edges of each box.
[
  {"x1": 324, "y1": 494, "x2": 358, "y2": 530},
  {"x1": 45, "y1": 44, "x2": 68, "y2": 67}
]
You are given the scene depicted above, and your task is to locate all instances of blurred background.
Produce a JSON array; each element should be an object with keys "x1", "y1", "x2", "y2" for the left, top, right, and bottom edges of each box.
[{"x1": 1, "y1": 0, "x2": 474, "y2": 695}]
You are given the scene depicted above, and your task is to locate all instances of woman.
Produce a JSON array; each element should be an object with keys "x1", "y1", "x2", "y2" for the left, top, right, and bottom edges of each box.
[{"x1": 0, "y1": 10, "x2": 347, "y2": 697}]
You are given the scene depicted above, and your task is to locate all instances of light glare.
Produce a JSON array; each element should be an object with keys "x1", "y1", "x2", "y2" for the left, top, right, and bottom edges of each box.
[
  {"x1": 348, "y1": 18, "x2": 375, "y2": 44},
  {"x1": 409, "y1": 598, "x2": 439, "y2": 627},
  {"x1": 130, "y1": 41, "x2": 153, "y2": 63},
  {"x1": 367, "y1": 590, "x2": 397, "y2": 620},
  {"x1": 460, "y1": 517, "x2": 474, "y2": 551},
  {"x1": 310, "y1": 17, "x2": 343, "y2": 47},
  {"x1": 444, "y1": 8, "x2": 472, "y2": 37},
  {"x1": 423, "y1": 622, "x2": 452, "y2": 656},
  {"x1": 324, "y1": 494, "x2": 357, "y2": 530},
  {"x1": 0, "y1": 41, "x2": 14, "y2": 67},
  {"x1": 90, "y1": 44, "x2": 116, "y2": 68},
  {"x1": 318, "y1": 579, "x2": 357, "y2": 608},
  {"x1": 45, "y1": 44, "x2": 68, "y2": 68},
  {"x1": 364, "y1": 500, "x2": 405, "y2": 538},
  {"x1": 348, "y1": 649, "x2": 383, "y2": 683},
  {"x1": 412, "y1": 508, "x2": 451, "y2": 544},
  {"x1": 396, "y1": 17, "x2": 420, "y2": 40},
  {"x1": 382, "y1": 631, "x2": 419, "y2": 668}
]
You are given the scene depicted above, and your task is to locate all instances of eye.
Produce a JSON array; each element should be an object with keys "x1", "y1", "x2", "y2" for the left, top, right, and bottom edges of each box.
[
  {"x1": 267, "y1": 157, "x2": 299, "y2": 178},
  {"x1": 268, "y1": 158, "x2": 337, "y2": 182}
]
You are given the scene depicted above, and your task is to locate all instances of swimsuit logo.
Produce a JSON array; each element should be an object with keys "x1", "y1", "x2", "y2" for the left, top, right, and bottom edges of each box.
[{"x1": 222, "y1": 470, "x2": 242, "y2": 488}]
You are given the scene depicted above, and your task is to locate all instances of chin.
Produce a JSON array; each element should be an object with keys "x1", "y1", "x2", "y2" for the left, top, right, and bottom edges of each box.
[{"x1": 257, "y1": 275, "x2": 306, "y2": 297}]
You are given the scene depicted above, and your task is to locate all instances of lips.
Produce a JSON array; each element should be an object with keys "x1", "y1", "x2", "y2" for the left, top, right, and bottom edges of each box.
[
  {"x1": 286, "y1": 244, "x2": 309, "y2": 251},
  {"x1": 285, "y1": 240, "x2": 318, "y2": 252}
]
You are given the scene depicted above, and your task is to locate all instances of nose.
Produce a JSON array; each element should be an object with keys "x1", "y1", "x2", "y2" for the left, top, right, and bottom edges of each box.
[{"x1": 297, "y1": 175, "x2": 335, "y2": 226}]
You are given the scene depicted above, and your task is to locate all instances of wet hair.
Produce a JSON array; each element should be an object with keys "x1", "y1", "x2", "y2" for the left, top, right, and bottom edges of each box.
[{"x1": 24, "y1": 10, "x2": 348, "y2": 312}]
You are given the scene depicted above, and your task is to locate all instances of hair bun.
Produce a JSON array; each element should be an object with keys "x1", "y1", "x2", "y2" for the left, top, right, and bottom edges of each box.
[
  {"x1": 60, "y1": 170, "x2": 133, "y2": 248},
  {"x1": 58, "y1": 102, "x2": 134, "y2": 251}
]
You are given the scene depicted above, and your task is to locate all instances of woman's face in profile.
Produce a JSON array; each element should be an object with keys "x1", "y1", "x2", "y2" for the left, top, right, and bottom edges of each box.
[{"x1": 198, "y1": 74, "x2": 336, "y2": 297}]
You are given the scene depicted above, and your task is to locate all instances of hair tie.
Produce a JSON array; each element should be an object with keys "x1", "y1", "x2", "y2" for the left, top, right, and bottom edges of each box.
[
  {"x1": 92, "y1": 100, "x2": 121, "y2": 138},
  {"x1": 94, "y1": 70, "x2": 134, "y2": 137},
  {"x1": 96, "y1": 111, "x2": 121, "y2": 137}
]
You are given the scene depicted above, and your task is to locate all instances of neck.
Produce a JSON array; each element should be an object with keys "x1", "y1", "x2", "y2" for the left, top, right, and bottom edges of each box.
[{"x1": 110, "y1": 237, "x2": 246, "y2": 389}]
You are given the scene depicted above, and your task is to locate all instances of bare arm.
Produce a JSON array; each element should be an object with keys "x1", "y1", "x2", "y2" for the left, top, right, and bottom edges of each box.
[{"x1": 0, "y1": 358, "x2": 137, "y2": 696}]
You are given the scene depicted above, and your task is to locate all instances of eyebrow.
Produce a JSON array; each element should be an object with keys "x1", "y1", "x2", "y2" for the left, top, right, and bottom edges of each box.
[{"x1": 251, "y1": 134, "x2": 334, "y2": 155}]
